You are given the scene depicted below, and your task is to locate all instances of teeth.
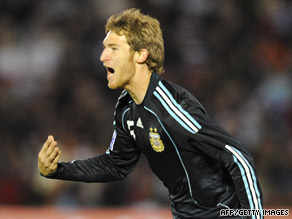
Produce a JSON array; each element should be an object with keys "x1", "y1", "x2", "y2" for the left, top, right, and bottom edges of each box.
[{"x1": 107, "y1": 67, "x2": 114, "y2": 73}]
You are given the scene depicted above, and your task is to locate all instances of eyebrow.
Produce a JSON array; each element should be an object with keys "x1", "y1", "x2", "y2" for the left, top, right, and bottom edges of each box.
[{"x1": 102, "y1": 43, "x2": 118, "y2": 48}]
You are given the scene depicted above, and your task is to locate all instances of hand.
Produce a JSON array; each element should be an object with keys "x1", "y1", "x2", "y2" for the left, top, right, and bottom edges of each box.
[{"x1": 38, "y1": 135, "x2": 61, "y2": 176}]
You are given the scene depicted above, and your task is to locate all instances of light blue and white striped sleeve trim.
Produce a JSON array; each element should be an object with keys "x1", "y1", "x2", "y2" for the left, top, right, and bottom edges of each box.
[
  {"x1": 225, "y1": 145, "x2": 263, "y2": 219},
  {"x1": 106, "y1": 130, "x2": 117, "y2": 154},
  {"x1": 153, "y1": 81, "x2": 202, "y2": 134}
]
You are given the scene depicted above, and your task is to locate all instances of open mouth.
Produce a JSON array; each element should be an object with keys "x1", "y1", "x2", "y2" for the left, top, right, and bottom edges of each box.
[{"x1": 107, "y1": 67, "x2": 115, "y2": 73}]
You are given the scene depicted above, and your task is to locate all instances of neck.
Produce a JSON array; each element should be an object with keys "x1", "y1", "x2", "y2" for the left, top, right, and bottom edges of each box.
[{"x1": 126, "y1": 70, "x2": 152, "y2": 104}]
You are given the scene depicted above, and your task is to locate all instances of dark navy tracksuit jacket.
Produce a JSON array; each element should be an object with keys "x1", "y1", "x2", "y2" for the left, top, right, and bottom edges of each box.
[{"x1": 45, "y1": 72, "x2": 263, "y2": 219}]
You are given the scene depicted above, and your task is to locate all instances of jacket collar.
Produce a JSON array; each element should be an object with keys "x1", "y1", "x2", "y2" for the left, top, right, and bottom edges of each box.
[{"x1": 136, "y1": 72, "x2": 161, "y2": 106}]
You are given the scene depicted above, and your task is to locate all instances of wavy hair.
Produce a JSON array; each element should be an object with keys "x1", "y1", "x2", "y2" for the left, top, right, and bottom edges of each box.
[{"x1": 105, "y1": 8, "x2": 165, "y2": 74}]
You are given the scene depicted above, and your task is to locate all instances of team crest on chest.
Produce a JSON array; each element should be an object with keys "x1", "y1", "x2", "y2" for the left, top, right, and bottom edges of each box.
[{"x1": 149, "y1": 127, "x2": 164, "y2": 152}]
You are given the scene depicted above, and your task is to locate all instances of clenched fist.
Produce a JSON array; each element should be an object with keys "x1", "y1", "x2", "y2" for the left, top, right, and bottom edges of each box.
[{"x1": 38, "y1": 135, "x2": 61, "y2": 176}]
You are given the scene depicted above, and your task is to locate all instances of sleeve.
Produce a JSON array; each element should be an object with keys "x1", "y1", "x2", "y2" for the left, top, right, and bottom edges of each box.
[
  {"x1": 45, "y1": 112, "x2": 141, "y2": 183},
  {"x1": 180, "y1": 97, "x2": 263, "y2": 211},
  {"x1": 156, "y1": 80, "x2": 263, "y2": 211}
]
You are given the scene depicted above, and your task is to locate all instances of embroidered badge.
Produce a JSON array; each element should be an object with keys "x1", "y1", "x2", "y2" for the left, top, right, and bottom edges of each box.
[{"x1": 149, "y1": 128, "x2": 164, "y2": 152}]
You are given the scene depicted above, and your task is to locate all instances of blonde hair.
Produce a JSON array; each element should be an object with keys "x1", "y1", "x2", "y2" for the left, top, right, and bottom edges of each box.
[{"x1": 105, "y1": 8, "x2": 165, "y2": 74}]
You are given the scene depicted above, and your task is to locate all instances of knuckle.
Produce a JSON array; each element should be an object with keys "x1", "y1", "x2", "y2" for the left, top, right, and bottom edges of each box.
[
  {"x1": 40, "y1": 156, "x2": 47, "y2": 163},
  {"x1": 38, "y1": 151, "x2": 44, "y2": 158},
  {"x1": 49, "y1": 165, "x2": 56, "y2": 171},
  {"x1": 44, "y1": 161, "x2": 51, "y2": 168},
  {"x1": 39, "y1": 156, "x2": 44, "y2": 163}
]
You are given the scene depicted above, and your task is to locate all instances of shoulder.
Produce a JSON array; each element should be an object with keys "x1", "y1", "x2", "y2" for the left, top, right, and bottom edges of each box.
[
  {"x1": 157, "y1": 79, "x2": 197, "y2": 104},
  {"x1": 155, "y1": 78, "x2": 208, "y2": 115}
]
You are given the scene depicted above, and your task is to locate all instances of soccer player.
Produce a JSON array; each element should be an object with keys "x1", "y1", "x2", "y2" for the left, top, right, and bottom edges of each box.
[{"x1": 38, "y1": 8, "x2": 263, "y2": 219}]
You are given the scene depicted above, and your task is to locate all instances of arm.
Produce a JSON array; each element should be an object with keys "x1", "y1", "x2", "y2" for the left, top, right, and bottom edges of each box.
[
  {"x1": 182, "y1": 100, "x2": 263, "y2": 210},
  {"x1": 38, "y1": 91, "x2": 140, "y2": 183},
  {"x1": 41, "y1": 131, "x2": 140, "y2": 182},
  {"x1": 38, "y1": 126, "x2": 140, "y2": 182},
  {"x1": 158, "y1": 81, "x2": 262, "y2": 210}
]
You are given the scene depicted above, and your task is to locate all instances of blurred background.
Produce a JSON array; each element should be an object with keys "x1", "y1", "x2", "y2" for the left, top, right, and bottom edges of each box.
[{"x1": 0, "y1": 0, "x2": 291, "y2": 211}]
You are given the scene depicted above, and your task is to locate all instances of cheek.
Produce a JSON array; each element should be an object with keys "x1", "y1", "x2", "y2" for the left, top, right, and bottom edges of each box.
[{"x1": 119, "y1": 60, "x2": 134, "y2": 74}]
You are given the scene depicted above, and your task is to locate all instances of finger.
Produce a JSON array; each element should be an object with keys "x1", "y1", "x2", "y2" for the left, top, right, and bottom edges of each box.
[
  {"x1": 50, "y1": 150, "x2": 61, "y2": 171},
  {"x1": 44, "y1": 140, "x2": 58, "y2": 158},
  {"x1": 44, "y1": 142, "x2": 58, "y2": 165},
  {"x1": 39, "y1": 135, "x2": 54, "y2": 155},
  {"x1": 47, "y1": 147, "x2": 60, "y2": 164},
  {"x1": 52, "y1": 150, "x2": 61, "y2": 166}
]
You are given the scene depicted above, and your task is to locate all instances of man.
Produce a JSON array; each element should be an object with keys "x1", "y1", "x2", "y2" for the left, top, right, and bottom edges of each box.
[{"x1": 38, "y1": 8, "x2": 263, "y2": 218}]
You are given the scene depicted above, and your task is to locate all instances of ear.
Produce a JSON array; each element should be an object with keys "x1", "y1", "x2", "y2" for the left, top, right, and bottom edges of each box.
[{"x1": 135, "y1": 48, "x2": 149, "y2": 64}]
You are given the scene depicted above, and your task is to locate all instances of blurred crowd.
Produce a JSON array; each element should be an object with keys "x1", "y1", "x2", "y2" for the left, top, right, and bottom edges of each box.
[{"x1": 0, "y1": 0, "x2": 291, "y2": 208}]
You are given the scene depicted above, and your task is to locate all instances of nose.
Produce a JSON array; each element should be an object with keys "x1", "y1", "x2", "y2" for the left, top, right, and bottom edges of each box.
[{"x1": 100, "y1": 48, "x2": 108, "y2": 62}]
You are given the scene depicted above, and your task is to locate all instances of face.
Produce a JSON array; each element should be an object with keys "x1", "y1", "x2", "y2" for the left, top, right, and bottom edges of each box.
[{"x1": 100, "y1": 31, "x2": 137, "y2": 90}]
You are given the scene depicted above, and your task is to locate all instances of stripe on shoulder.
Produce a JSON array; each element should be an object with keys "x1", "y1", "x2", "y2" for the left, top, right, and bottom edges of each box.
[{"x1": 154, "y1": 81, "x2": 202, "y2": 134}]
